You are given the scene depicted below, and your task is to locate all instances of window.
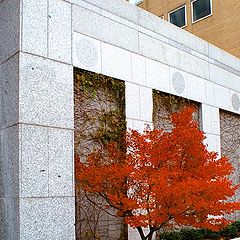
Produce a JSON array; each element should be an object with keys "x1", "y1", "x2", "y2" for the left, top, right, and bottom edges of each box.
[
  {"x1": 168, "y1": 5, "x2": 187, "y2": 28},
  {"x1": 191, "y1": 0, "x2": 212, "y2": 23}
]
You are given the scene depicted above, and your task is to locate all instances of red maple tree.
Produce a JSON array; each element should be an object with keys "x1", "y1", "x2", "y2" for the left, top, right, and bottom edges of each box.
[{"x1": 75, "y1": 107, "x2": 239, "y2": 240}]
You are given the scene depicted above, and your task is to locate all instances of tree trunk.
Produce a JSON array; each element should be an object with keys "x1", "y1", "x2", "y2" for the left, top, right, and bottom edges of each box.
[
  {"x1": 137, "y1": 227, "x2": 147, "y2": 240},
  {"x1": 147, "y1": 231, "x2": 154, "y2": 240},
  {"x1": 136, "y1": 227, "x2": 155, "y2": 240}
]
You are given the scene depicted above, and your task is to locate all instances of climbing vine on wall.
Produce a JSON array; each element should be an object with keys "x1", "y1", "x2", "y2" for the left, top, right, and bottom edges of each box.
[
  {"x1": 220, "y1": 110, "x2": 240, "y2": 206},
  {"x1": 74, "y1": 68, "x2": 126, "y2": 240},
  {"x1": 152, "y1": 90, "x2": 200, "y2": 131}
]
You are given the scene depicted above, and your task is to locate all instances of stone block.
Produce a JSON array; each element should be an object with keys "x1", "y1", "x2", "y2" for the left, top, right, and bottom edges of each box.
[
  {"x1": 204, "y1": 133, "x2": 220, "y2": 154},
  {"x1": 0, "y1": 0, "x2": 20, "y2": 64},
  {"x1": 214, "y1": 84, "x2": 230, "y2": 110},
  {"x1": 21, "y1": 0, "x2": 48, "y2": 57},
  {"x1": 0, "y1": 54, "x2": 19, "y2": 129},
  {"x1": 101, "y1": 7, "x2": 138, "y2": 30},
  {"x1": 48, "y1": 0, "x2": 72, "y2": 63},
  {"x1": 71, "y1": 0, "x2": 102, "y2": 14},
  {"x1": 125, "y1": 82, "x2": 140, "y2": 120},
  {"x1": 79, "y1": 0, "x2": 138, "y2": 24},
  {"x1": 187, "y1": 74, "x2": 206, "y2": 103},
  {"x1": 0, "y1": 198, "x2": 20, "y2": 240},
  {"x1": 21, "y1": 125, "x2": 49, "y2": 197},
  {"x1": 201, "y1": 104, "x2": 220, "y2": 135},
  {"x1": 19, "y1": 53, "x2": 74, "y2": 128},
  {"x1": 20, "y1": 197, "x2": 75, "y2": 240},
  {"x1": 139, "y1": 33, "x2": 209, "y2": 80},
  {"x1": 0, "y1": 125, "x2": 20, "y2": 199},
  {"x1": 146, "y1": 59, "x2": 170, "y2": 92},
  {"x1": 209, "y1": 64, "x2": 240, "y2": 93},
  {"x1": 126, "y1": 118, "x2": 134, "y2": 130},
  {"x1": 73, "y1": 5, "x2": 138, "y2": 53},
  {"x1": 132, "y1": 120, "x2": 152, "y2": 133},
  {"x1": 48, "y1": 128, "x2": 74, "y2": 197},
  {"x1": 209, "y1": 44, "x2": 240, "y2": 73},
  {"x1": 73, "y1": 32, "x2": 101, "y2": 73},
  {"x1": 102, "y1": 43, "x2": 132, "y2": 81},
  {"x1": 139, "y1": 86, "x2": 153, "y2": 122},
  {"x1": 132, "y1": 53, "x2": 146, "y2": 86},
  {"x1": 138, "y1": 9, "x2": 209, "y2": 56},
  {"x1": 205, "y1": 80, "x2": 215, "y2": 106},
  {"x1": 138, "y1": 26, "x2": 167, "y2": 43}
]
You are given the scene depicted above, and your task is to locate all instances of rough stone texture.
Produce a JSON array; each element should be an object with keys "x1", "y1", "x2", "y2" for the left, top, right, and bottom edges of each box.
[
  {"x1": 73, "y1": 32, "x2": 101, "y2": 73},
  {"x1": 20, "y1": 197, "x2": 75, "y2": 240},
  {"x1": 19, "y1": 53, "x2": 74, "y2": 128},
  {"x1": 205, "y1": 80, "x2": 215, "y2": 106},
  {"x1": 139, "y1": 33, "x2": 209, "y2": 80},
  {"x1": 80, "y1": 0, "x2": 138, "y2": 24},
  {"x1": 125, "y1": 82, "x2": 140, "y2": 120},
  {"x1": 138, "y1": 9, "x2": 209, "y2": 56},
  {"x1": 139, "y1": 86, "x2": 153, "y2": 122},
  {"x1": 209, "y1": 64, "x2": 240, "y2": 93},
  {"x1": 146, "y1": 58, "x2": 170, "y2": 92},
  {"x1": 102, "y1": 43, "x2": 132, "y2": 81},
  {"x1": 73, "y1": 5, "x2": 138, "y2": 53},
  {"x1": 131, "y1": 53, "x2": 146, "y2": 86},
  {"x1": 48, "y1": 0, "x2": 72, "y2": 63},
  {"x1": 48, "y1": 128, "x2": 74, "y2": 197},
  {"x1": 1, "y1": 0, "x2": 240, "y2": 238},
  {"x1": 0, "y1": 54, "x2": 19, "y2": 129},
  {"x1": 204, "y1": 133, "x2": 221, "y2": 155},
  {"x1": 0, "y1": 198, "x2": 20, "y2": 240},
  {"x1": 21, "y1": 0, "x2": 48, "y2": 57},
  {"x1": 0, "y1": 125, "x2": 20, "y2": 199},
  {"x1": 21, "y1": 125, "x2": 49, "y2": 198},
  {"x1": 187, "y1": 74, "x2": 206, "y2": 103},
  {"x1": 0, "y1": 0, "x2": 20, "y2": 64},
  {"x1": 201, "y1": 104, "x2": 220, "y2": 135},
  {"x1": 214, "y1": 84, "x2": 231, "y2": 110},
  {"x1": 209, "y1": 44, "x2": 240, "y2": 74},
  {"x1": 20, "y1": 125, "x2": 74, "y2": 198},
  {"x1": 0, "y1": 125, "x2": 20, "y2": 240}
]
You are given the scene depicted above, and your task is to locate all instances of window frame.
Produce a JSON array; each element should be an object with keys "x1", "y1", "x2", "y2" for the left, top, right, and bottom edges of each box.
[
  {"x1": 168, "y1": 4, "x2": 187, "y2": 29},
  {"x1": 191, "y1": 0, "x2": 213, "y2": 24}
]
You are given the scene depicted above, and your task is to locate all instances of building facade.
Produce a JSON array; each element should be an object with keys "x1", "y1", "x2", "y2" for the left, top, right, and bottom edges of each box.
[
  {"x1": 1, "y1": 0, "x2": 240, "y2": 239},
  {"x1": 139, "y1": 0, "x2": 240, "y2": 59}
]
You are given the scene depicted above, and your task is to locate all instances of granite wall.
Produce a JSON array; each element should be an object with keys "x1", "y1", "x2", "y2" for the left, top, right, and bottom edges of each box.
[{"x1": 0, "y1": 0, "x2": 240, "y2": 239}]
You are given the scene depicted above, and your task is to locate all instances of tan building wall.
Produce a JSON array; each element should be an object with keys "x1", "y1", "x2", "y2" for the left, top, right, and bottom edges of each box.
[{"x1": 139, "y1": 0, "x2": 240, "y2": 59}]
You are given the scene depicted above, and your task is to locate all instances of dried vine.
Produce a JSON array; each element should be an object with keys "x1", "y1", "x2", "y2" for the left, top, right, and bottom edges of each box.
[
  {"x1": 74, "y1": 68, "x2": 126, "y2": 240},
  {"x1": 152, "y1": 90, "x2": 200, "y2": 131},
  {"x1": 220, "y1": 110, "x2": 240, "y2": 206}
]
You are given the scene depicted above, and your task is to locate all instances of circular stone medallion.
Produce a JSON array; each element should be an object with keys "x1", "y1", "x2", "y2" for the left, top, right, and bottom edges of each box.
[
  {"x1": 76, "y1": 39, "x2": 98, "y2": 67},
  {"x1": 172, "y1": 72, "x2": 185, "y2": 94},
  {"x1": 232, "y1": 93, "x2": 240, "y2": 111}
]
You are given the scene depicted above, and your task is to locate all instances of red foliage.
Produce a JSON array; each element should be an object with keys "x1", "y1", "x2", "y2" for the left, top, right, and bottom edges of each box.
[{"x1": 75, "y1": 107, "x2": 240, "y2": 240}]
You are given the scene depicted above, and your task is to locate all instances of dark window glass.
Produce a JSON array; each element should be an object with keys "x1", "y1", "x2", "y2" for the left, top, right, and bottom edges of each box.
[
  {"x1": 169, "y1": 6, "x2": 186, "y2": 28},
  {"x1": 192, "y1": 0, "x2": 211, "y2": 22}
]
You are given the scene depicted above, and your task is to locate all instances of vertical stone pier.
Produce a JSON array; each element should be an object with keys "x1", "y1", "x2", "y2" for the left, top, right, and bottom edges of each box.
[{"x1": 0, "y1": 0, "x2": 75, "y2": 239}]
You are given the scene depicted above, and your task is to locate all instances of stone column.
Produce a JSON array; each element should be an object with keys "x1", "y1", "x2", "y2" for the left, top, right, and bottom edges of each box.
[
  {"x1": 201, "y1": 104, "x2": 221, "y2": 156},
  {"x1": 0, "y1": 0, "x2": 75, "y2": 239}
]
